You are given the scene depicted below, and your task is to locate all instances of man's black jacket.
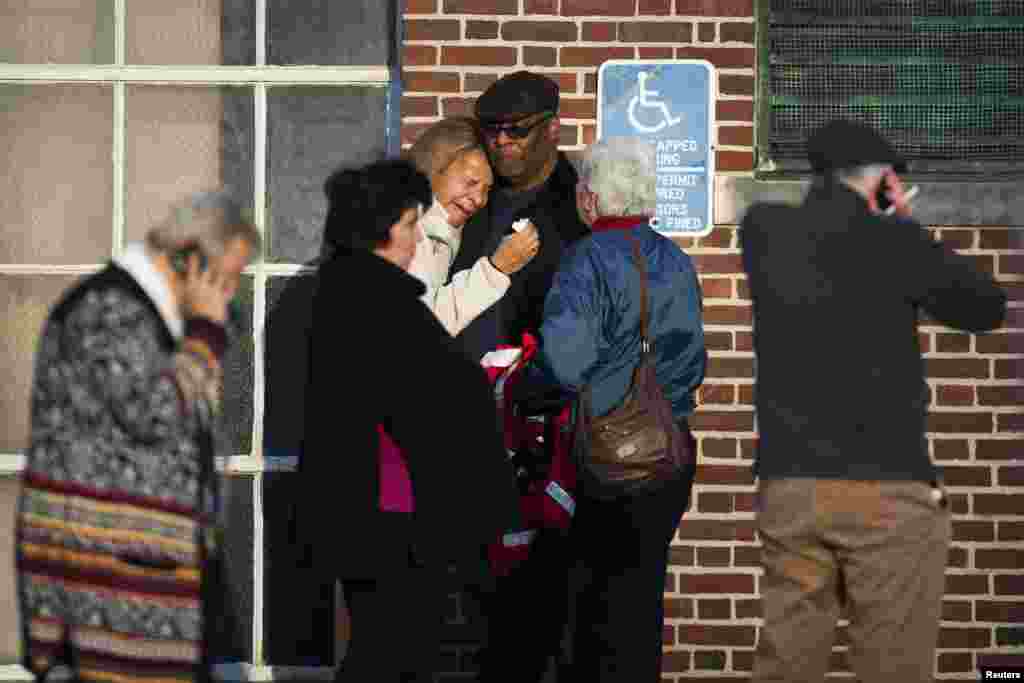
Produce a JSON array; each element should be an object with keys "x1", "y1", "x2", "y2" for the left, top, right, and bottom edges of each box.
[
  {"x1": 451, "y1": 152, "x2": 589, "y2": 358},
  {"x1": 740, "y1": 182, "x2": 1006, "y2": 482}
]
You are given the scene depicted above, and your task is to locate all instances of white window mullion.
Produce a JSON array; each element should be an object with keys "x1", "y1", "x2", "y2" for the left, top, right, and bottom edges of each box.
[
  {"x1": 114, "y1": 0, "x2": 125, "y2": 66},
  {"x1": 252, "y1": 0, "x2": 268, "y2": 664},
  {"x1": 0, "y1": 456, "x2": 26, "y2": 474},
  {"x1": 111, "y1": 0, "x2": 126, "y2": 256},
  {"x1": 0, "y1": 65, "x2": 389, "y2": 85},
  {"x1": 256, "y1": 0, "x2": 267, "y2": 67},
  {"x1": 252, "y1": 79, "x2": 268, "y2": 667},
  {"x1": 262, "y1": 263, "x2": 316, "y2": 276},
  {"x1": 252, "y1": 472, "x2": 265, "y2": 666},
  {"x1": 253, "y1": 84, "x2": 268, "y2": 464},
  {"x1": 0, "y1": 454, "x2": 296, "y2": 475},
  {"x1": 0, "y1": 264, "x2": 104, "y2": 274},
  {"x1": 112, "y1": 81, "x2": 126, "y2": 257}
]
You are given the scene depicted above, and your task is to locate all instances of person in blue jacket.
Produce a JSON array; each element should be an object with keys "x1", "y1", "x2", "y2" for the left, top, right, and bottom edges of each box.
[{"x1": 536, "y1": 135, "x2": 706, "y2": 682}]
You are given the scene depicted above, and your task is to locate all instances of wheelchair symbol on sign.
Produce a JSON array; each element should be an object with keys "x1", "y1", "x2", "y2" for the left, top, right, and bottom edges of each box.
[{"x1": 628, "y1": 71, "x2": 682, "y2": 134}]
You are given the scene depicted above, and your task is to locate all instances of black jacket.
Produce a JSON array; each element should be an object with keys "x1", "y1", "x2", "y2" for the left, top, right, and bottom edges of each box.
[
  {"x1": 451, "y1": 152, "x2": 590, "y2": 358},
  {"x1": 740, "y1": 182, "x2": 1006, "y2": 482},
  {"x1": 297, "y1": 246, "x2": 519, "y2": 578}
]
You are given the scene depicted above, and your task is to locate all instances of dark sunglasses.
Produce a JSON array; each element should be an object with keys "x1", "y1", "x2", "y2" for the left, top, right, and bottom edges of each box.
[{"x1": 481, "y1": 112, "x2": 554, "y2": 140}]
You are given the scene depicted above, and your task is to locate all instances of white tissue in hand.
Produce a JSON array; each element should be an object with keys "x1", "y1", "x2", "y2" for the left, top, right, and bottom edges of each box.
[{"x1": 511, "y1": 218, "x2": 530, "y2": 233}]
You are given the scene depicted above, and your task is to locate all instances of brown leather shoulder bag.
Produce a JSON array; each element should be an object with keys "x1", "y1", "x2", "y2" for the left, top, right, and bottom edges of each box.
[{"x1": 575, "y1": 233, "x2": 695, "y2": 499}]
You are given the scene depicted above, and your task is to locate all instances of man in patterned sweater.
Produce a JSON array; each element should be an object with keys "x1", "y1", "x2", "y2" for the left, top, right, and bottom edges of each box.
[{"x1": 15, "y1": 192, "x2": 260, "y2": 683}]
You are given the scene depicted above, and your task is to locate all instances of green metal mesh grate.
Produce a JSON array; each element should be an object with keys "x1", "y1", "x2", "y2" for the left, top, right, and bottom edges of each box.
[{"x1": 766, "y1": 0, "x2": 1024, "y2": 164}]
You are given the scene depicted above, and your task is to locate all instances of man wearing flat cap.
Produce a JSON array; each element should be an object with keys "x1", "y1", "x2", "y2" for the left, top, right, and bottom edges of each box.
[
  {"x1": 450, "y1": 71, "x2": 588, "y2": 682},
  {"x1": 740, "y1": 120, "x2": 1006, "y2": 682},
  {"x1": 450, "y1": 70, "x2": 590, "y2": 362}
]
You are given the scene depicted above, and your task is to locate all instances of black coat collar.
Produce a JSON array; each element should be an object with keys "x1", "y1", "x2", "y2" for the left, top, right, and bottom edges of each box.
[
  {"x1": 522, "y1": 152, "x2": 580, "y2": 214},
  {"x1": 322, "y1": 244, "x2": 426, "y2": 299},
  {"x1": 804, "y1": 180, "x2": 873, "y2": 218},
  {"x1": 549, "y1": 151, "x2": 580, "y2": 197},
  {"x1": 519, "y1": 152, "x2": 588, "y2": 245}
]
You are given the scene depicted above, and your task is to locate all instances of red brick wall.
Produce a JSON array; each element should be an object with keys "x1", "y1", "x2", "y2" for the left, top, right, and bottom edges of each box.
[
  {"x1": 400, "y1": 2, "x2": 1024, "y2": 680},
  {"x1": 402, "y1": 0, "x2": 755, "y2": 171}
]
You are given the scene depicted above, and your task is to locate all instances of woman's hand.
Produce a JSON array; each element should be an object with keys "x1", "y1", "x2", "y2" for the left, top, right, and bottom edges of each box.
[
  {"x1": 491, "y1": 222, "x2": 540, "y2": 275},
  {"x1": 181, "y1": 252, "x2": 234, "y2": 324}
]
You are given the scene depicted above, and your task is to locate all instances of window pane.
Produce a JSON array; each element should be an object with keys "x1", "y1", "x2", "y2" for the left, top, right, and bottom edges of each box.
[
  {"x1": 0, "y1": 274, "x2": 78, "y2": 453},
  {"x1": 0, "y1": 1, "x2": 114, "y2": 64},
  {"x1": 263, "y1": 471, "x2": 336, "y2": 665},
  {"x1": 126, "y1": 0, "x2": 255, "y2": 65},
  {"x1": 267, "y1": 87, "x2": 388, "y2": 263},
  {"x1": 267, "y1": 0, "x2": 392, "y2": 66},
  {"x1": 263, "y1": 275, "x2": 314, "y2": 461},
  {"x1": 124, "y1": 85, "x2": 254, "y2": 248},
  {"x1": 220, "y1": 275, "x2": 254, "y2": 455},
  {"x1": 0, "y1": 85, "x2": 113, "y2": 264}
]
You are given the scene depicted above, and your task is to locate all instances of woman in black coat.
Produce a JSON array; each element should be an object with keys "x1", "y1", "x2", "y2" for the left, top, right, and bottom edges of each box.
[{"x1": 297, "y1": 159, "x2": 519, "y2": 683}]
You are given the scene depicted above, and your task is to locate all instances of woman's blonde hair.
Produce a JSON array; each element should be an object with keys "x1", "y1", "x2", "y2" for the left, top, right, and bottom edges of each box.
[{"x1": 405, "y1": 116, "x2": 486, "y2": 179}]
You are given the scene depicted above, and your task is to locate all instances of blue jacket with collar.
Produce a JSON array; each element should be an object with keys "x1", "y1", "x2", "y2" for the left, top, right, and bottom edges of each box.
[{"x1": 533, "y1": 217, "x2": 706, "y2": 421}]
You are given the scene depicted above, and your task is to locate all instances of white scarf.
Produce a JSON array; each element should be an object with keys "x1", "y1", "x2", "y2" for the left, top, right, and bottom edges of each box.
[
  {"x1": 419, "y1": 198, "x2": 462, "y2": 265},
  {"x1": 114, "y1": 243, "x2": 184, "y2": 340}
]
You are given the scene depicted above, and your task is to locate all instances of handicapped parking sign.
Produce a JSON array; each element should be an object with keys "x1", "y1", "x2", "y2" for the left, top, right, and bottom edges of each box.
[{"x1": 598, "y1": 60, "x2": 716, "y2": 236}]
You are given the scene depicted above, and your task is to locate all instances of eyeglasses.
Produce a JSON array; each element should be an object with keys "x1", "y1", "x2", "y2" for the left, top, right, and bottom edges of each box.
[{"x1": 481, "y1": 112, "x2": 554, "y2": 140}]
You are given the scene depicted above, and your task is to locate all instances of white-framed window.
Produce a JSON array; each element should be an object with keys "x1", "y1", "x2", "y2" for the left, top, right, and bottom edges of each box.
[{"x1": 0, "y1": 0, "x2": 404, "y2": 674}]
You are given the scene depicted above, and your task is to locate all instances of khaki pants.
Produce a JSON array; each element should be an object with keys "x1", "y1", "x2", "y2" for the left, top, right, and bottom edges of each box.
[{"x1": 753, "y1": 478, "x2": 950, "y2": 683}]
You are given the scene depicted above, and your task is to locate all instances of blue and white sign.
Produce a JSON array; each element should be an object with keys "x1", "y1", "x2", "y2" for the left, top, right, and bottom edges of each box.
[{"x1": 597, "y1": 60, "x2": 716, "y2": 236}]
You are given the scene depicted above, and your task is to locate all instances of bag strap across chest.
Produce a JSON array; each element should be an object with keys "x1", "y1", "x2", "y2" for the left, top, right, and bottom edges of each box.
[
  {"x1": 580, "y1": 229, "x2": 651, "y2": 407},
  {"x1": 627, "y1": 231, "x2": 651, "y2": 356}
]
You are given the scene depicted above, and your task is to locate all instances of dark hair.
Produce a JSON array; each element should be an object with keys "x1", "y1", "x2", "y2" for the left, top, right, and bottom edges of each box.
[{"x1": 322, "y1": 158, "x2": 431, "y2": 251}]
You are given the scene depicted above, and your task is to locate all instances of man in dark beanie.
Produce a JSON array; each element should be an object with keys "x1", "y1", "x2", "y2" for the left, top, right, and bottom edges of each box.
[
  {"x1": 740, "y1": 119, "x2": 1006, "y2": 682},
  {"x1": 450, "y1": 70, "x2": 590, "y2": 361}
]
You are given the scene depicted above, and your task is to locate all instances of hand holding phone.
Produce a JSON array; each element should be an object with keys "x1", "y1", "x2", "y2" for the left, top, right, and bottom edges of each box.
[
  {"x1": 884, "y1": 185, "x2": 918, "y2": 215},
  {"x1": 171, "y1": 245, "x2": 208, "y2": 275},
  {"x1": 175, "y1": 246, "x2": 233, "y2": 325},
  {"x1": 875, "y1": 170, "x2": 917, "y2": 218},
  {"x1": 875, "y1": 182, "x2": 893, "y2": 213}
]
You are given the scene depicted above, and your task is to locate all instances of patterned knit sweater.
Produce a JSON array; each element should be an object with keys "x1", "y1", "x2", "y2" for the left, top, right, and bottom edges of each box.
[{"x1": 16, "y1": 263, "x2": 227, "y2": 683}]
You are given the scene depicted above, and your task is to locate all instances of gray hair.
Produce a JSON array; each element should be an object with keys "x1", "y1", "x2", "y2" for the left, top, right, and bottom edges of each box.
[
  {"x1": 146, "y1": 191, "x2": 262, "y2": 259},
  {"x1": 579, "y1": 137, "x2": 657, "y2": 216}
]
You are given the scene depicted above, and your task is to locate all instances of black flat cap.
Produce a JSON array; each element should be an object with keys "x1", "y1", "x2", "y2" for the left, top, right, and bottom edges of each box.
[
  {"x1": 807, "y1": 119, "x2": 907, "y2": 174},
  {"x1": 475, "y1": 71, "x2": 560, "y2": 124}
]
